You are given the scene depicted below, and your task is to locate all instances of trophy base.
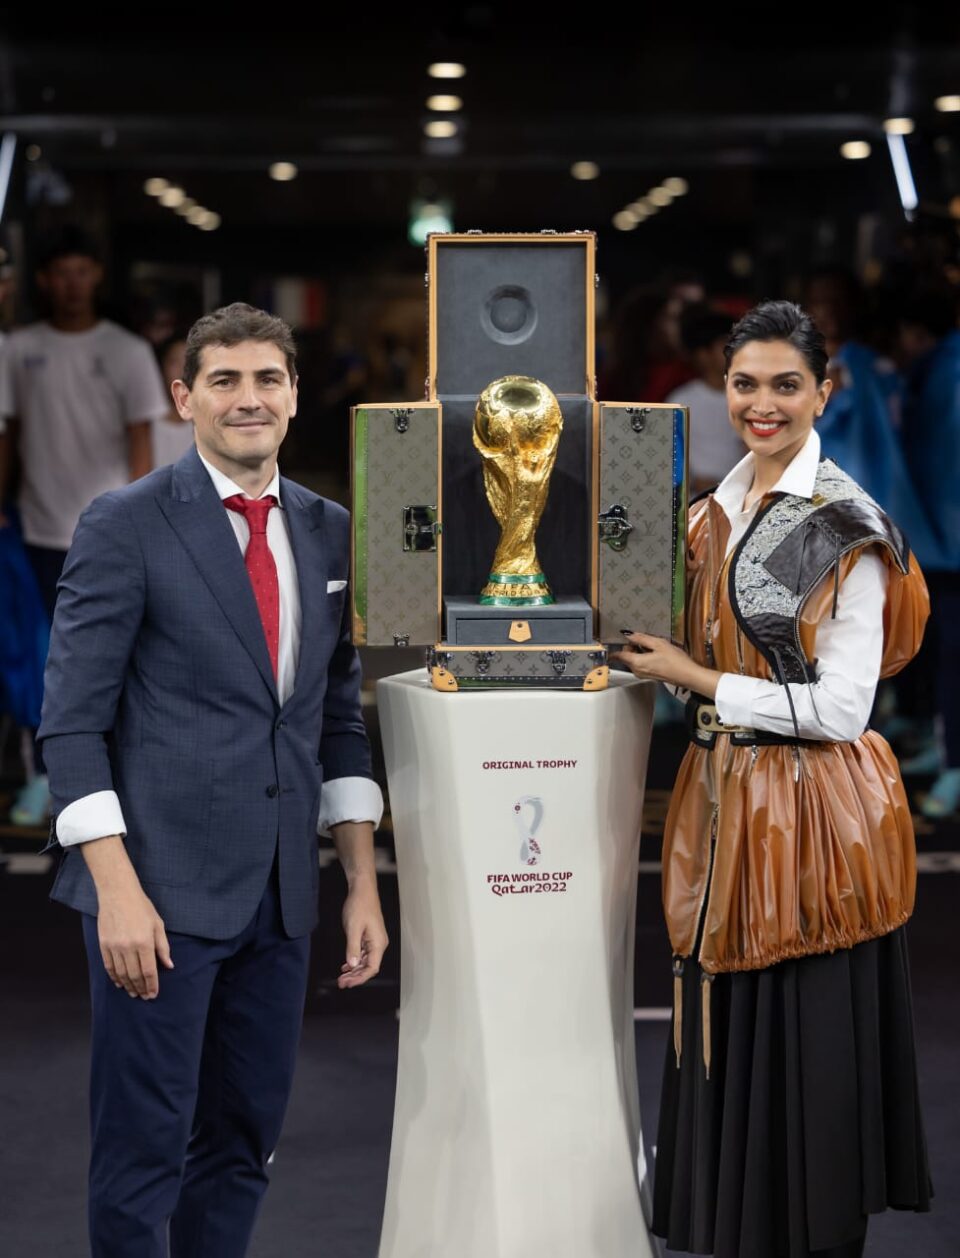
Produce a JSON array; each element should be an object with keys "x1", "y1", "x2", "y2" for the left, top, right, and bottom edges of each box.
[
  {"x1": 478, "y1": 594, "x2": 554, "y2": 607},
  {"x1": 445, "y1": 596, "x2": 593, "y2": 646},
  {"x1": 479, "y1": 572, "x2": 553, "y2": 604}
]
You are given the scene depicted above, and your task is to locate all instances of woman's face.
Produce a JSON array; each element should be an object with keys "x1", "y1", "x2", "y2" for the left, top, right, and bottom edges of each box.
[{"x1": 725, "y1": 339, "x2": 831, "y2": 461}]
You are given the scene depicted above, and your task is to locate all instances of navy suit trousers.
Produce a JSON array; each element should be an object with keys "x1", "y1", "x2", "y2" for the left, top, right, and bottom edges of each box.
[{"x1": 82, "y1": 866, "x2": 310, "y2": 1258}]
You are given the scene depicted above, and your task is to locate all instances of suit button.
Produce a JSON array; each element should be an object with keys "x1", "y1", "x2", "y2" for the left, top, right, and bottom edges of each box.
[
  {"x1": 276, "y1": 719, "x2": 286, "y2": 731},
  {"x1": 266, "y1": 784, "x2": 279, "y2": 798}
]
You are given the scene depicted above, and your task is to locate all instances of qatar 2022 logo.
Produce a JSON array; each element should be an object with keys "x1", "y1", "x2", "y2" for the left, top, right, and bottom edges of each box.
[
  {"x1": 514, "y1": 795, "x2": 544, "y2": 866},
  {"x1": 487, "y1": 796, "x2": 572, "y2": 896}
]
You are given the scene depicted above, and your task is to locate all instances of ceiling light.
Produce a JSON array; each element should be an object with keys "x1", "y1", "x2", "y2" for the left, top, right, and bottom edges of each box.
[
  {"x1": 613, "y1": 210, "x2": 639, "y2": 231},
  {"x1": 663, "y1": 176, "x2": 688, "y2": 196},
  {"x1": 160, "y1": 186, "x2": 186, "y2": 208},
  {"x1": 886, "y1": 132, "x2": 918, "y2": 213},
  {"x1": 25, "y1": 144, "x2": 42, "y2": 162},
  {"x1": 571, "y1": 161, "x2": 600, "y2": 181},
  {"x1": 174, "y1": 198, "x2": 196, "y2": 216},
  {"x1": 840, "y1": 140, "x2": 871, "y2": 160},
  {"x1": 428, "y1": 62, "x2": 466, "y2": 79},
  {"x1": 935, "y1": 95, "x2": 960, "y2": 113},
  {"x1": 426, "y1": 95, "x2": 462, "y2": 112},
  {"x1": 424, "y1": 120, "x2": 457, "y2": 139},
  {"x1": 144, "y1": 177, "x2": 169, "y2": 196},
  {"x1": 883, "y1": 117, "x2": 914, "y2": 135},
  {"x1": 728, "y1": 251, "x2": 754, "y2": 278},
  {"x1": 647, "y1": 187, "x2": 673, "y2": 207},
  {"x1": 269, "y1": 161, "x2": 298, "y2": 182},
  {"x1": 186, "y1": 206, "x2": 208, "y2": 225},
  {"x1": 198, "y1": 211, "x2": 221, "y2": 231}
]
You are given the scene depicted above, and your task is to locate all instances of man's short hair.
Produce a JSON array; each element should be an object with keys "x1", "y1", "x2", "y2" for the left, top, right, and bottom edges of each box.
[
  {"x1": 37, "y1": 225, "x2": 101, "y2": 270},
  {"x1": 182, "y1": 303, "x2": 297, "y2": 388}
]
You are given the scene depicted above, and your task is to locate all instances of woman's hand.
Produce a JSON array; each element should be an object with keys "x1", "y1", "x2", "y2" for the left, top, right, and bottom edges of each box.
[{"x1": 610, "y1": 632, "x2": 721, "y2": 699}]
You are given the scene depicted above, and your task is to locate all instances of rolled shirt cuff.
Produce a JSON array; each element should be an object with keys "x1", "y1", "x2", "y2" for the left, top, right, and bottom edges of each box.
[
  {"x1": 317, "y1": 776, "x2": 384, "y2": 837},
  {"x1": 56, "y1": 790, "x2": 128, "y2": 847},
  {"x1": 714, "y1": 672, "x2": 764, "y2": 729}
]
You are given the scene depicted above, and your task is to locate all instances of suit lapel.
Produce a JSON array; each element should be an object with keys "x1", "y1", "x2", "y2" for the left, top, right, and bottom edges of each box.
[
  {"x1": 158, "y1": 447, "x2": 279, "y2": 703},
  {"x1": 281, "y1": 477, "x2": 326, "y2": 703}
]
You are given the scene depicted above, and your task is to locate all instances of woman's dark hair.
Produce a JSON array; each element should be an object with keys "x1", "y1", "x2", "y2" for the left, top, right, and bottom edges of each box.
[{"x1": 724, "y1": 300, "x2": 828, "y2": 384}]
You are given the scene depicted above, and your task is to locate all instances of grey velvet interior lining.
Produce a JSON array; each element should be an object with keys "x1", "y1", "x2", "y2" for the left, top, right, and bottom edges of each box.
[{"x1": 435, "y1": 243, "x2": 589, "y2": 396}]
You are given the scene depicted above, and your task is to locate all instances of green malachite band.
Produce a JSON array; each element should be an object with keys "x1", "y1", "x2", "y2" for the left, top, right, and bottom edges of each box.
[
  {"x1": 478, "y1": 595, "x2": 555, "y2": 607},
  {"x1": 486, "y1": 572, "x2": 547, "y2": 585},
  {"x1": 353, "y1": 410, "x2": 369, "y2": 636}
]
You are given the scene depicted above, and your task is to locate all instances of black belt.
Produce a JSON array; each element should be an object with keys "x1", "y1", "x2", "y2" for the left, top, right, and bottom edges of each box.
[{"x1": 685, "y1": 696, "x2": 822, "y2": 749}]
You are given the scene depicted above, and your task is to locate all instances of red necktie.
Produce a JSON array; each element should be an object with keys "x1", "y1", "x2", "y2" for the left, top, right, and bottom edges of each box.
[{"x1": 223, "y1": 494, "x2": 280, "y2": 680}]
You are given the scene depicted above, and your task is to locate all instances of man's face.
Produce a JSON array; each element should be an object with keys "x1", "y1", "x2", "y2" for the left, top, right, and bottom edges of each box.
[
  {"x1": 37, "y1": 254, "x2": 102, "y2": 319},
  {"x1": 171, "y1": 340, "x2": 297, "y2": 475}
]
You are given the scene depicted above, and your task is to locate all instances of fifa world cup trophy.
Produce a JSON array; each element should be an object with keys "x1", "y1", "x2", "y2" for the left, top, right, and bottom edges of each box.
[{"x1": 473, "y1": 375, "x2": 563, "y2": 606}]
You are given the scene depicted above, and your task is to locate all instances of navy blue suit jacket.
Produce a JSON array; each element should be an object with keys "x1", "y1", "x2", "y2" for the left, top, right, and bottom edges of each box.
[{"x1": 38, "y1": 446, "x2": 374, "y2": 939}]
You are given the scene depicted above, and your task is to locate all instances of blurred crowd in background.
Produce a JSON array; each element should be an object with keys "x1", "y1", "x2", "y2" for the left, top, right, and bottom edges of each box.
[{"x1": 1, "y1": 220, "x2": 958, "y2": 830}]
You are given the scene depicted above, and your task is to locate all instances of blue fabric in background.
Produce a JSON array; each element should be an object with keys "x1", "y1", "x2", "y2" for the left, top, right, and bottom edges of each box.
[
  {"x1": 818, "y1": 340, "x2": 947, "y2": 571},
  {"x1": 0, "y1": 512, "x2": 50, "y2": 727},
  {"x1": 902, "y1": 329, "x2": 960, "y2": 573}
]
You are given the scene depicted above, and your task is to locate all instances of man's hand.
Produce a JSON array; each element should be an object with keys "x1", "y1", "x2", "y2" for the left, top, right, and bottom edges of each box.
[
  {"x1": 97, "y1": 885, "x2": 173, "y2": 999},
  {"x1": 338, "y1": 879, "x2": 389, "y2": 989},
  {"x1": 81, "y1": 834, "x2": 173, "y2": 999},
  {"x1": 329, "y1": 818, "x2": 388, "y2": 990}
]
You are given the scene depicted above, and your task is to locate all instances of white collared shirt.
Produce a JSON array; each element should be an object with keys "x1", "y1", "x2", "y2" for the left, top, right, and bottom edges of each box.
[
  {"x1": 55, "y1": 454, "x2": 383, "y2": 847},
  {"x1": 709, "y1": 428, "x2": 888, "y2": 740}
]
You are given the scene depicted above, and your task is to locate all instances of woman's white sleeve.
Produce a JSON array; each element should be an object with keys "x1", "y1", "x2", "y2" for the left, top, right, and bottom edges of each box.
[{"x1": 713, "y1": 550, "x2": 888, "y2": 741}]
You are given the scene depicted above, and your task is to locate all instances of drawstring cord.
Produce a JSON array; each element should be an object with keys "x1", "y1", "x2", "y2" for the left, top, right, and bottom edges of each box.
[
  {"x1": 797, "y1": 517, "x2": 842, "y2": 618},
  {"x1": 771, "y1": 646, "x2": 802, "y2": 743},
  {"x1": 701, "y1": 973, "x2": 715, "y2": 1079},
  {"x1": 672, "y1": 956, "x2": 684, "y2": 1067},
  {"x1": 672, "y1": 957, "x2": 717, "y2": 1079}
]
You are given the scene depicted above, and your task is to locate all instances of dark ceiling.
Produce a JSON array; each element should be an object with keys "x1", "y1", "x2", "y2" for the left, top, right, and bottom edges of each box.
[{"x1": 0, "y1": 8, "x2": 958, "y2": 288}]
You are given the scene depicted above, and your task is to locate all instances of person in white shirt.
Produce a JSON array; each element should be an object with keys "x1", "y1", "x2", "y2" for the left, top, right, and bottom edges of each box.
[
  {"x1": 666, "y1": 304, "x2": 746, "y2": 494},
  {"x1": 0, "y1": 226, "x2": 168, "y2": 825},
  {"x1": 151, "y1": 333, "x2": 197, "y2": 468},
  {"x1": 613, "y1": 301, "x2": 931, "y2": 1258}
]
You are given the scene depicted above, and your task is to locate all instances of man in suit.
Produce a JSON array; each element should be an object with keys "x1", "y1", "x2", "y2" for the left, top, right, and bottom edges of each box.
[{"x1": 39, "y1": 302, "x2": 388, "y2": 1257}]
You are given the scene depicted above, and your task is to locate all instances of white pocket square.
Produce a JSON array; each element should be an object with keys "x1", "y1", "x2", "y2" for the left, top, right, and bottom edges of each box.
[{"x1": 327, "y1": 579, "x2": 348, "y2": 592}]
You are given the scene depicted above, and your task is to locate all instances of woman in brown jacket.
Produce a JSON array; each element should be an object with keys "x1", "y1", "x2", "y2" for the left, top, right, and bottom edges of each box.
[{"x1": 613, "y1": 301, "x2": 931, "y2": 1258}]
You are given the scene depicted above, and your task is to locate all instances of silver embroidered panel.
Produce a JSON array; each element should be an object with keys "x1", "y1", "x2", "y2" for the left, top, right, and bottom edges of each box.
[{"x1": 733, "y1": 459, "x2": 880, "y2": 622}]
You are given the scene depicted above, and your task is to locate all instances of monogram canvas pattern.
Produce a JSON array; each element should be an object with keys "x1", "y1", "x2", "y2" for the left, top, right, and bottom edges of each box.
[
  {"x1": 438, "y1": 646, "x2": 603, "y2": 685},
  {"x1": 359, "y1": 406, "x2": 440, "y2": 645},
  {"x1": 597, "y1": 405, "x2": 681, "y2": 641}
]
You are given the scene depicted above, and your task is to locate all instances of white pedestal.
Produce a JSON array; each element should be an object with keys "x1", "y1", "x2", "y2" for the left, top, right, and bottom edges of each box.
[{"x1": 376, "y1": 670, "x2": 659, "y2": 1258}]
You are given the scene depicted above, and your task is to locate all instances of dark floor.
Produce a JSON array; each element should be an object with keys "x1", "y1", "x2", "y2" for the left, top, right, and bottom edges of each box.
[{"x1": 1, "y1": 669, "x2": 958, "y2": 1257}]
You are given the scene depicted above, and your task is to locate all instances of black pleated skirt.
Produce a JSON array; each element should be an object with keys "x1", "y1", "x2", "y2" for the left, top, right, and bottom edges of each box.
[{"x1": 651, "y1": 926, "x2": 932, "y2": 1258}]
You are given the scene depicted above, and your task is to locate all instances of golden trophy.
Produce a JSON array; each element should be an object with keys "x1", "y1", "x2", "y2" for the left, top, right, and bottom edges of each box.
[{"x1": 473, "y1": 375, "x2": 563, "y2": 606}]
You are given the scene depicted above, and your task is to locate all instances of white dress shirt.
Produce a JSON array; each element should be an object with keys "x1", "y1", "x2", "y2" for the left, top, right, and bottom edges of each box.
[
  {"x1": 708, "y1": 429, "x2": 888, "y2": 742},
  {"x1": 55, "y1": 453, "x2": 383, "y2": 846}
]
